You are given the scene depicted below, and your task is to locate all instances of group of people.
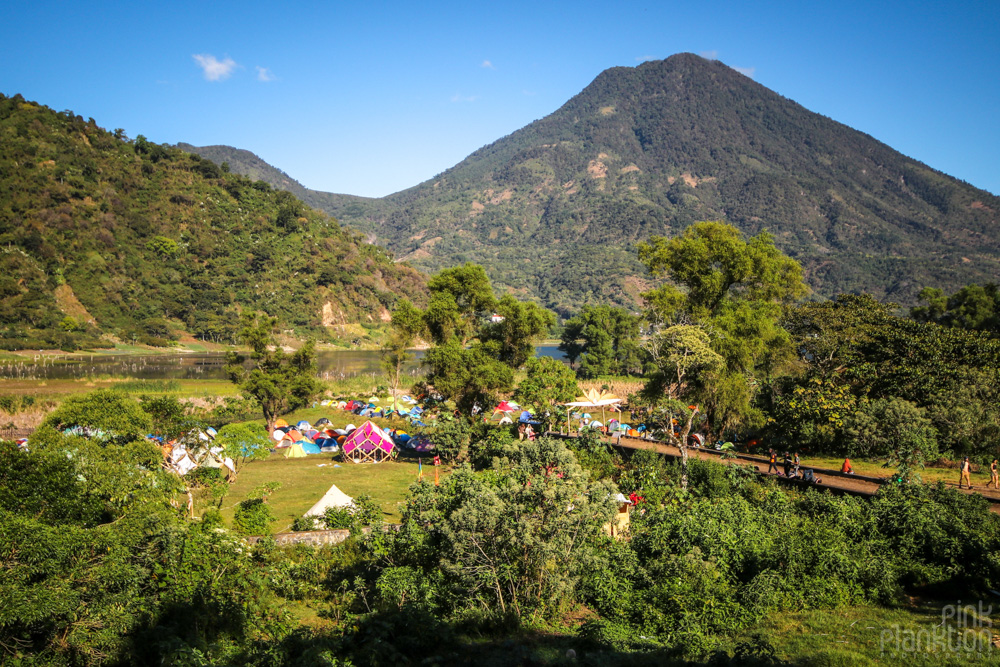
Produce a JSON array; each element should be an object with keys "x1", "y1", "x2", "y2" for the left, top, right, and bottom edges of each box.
[{"x1": 766, "y1": 449, "x2": 823, "y2": 484}]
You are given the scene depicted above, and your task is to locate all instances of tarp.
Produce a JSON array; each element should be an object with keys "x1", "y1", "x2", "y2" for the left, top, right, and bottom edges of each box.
[{"x1": 304, "y1": 484, "x2": 355, "y2": 517}]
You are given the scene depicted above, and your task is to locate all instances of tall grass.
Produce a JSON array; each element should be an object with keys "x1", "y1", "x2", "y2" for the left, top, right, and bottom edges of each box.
[{"x1": 112, "y1": 378, "x2": 182, "y2": 394}]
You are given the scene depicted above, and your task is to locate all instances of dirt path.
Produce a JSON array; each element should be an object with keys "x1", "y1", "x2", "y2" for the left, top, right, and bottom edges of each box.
[{"x1": 554, "y1": 432, "x2": 1000, "y2": 515}]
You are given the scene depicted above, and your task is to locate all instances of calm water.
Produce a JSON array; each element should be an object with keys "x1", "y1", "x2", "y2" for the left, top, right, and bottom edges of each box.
[{"x1": 1, "y1": 346, "x2": 568, "y2": 381}]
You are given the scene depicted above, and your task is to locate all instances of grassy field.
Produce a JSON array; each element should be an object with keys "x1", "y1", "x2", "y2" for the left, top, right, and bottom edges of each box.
[
  {"x1": 748, "y1": 602, "x2": 1000, "y2": 666},
  {"x1": 215, "y1": 453, "x2": 429, "y2": 531},
  {"x1": 208, "y1": 403, "x2": 440, "y2": 532}
]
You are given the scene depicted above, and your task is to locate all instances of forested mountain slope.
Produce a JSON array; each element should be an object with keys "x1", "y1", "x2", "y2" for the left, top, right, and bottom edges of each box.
[
  {"x1": 194, "y1": 53, "x2": 1000, "y2": 316},
  {"x1": 0, "y1": 94, "x2": 426, "y2": 350}
]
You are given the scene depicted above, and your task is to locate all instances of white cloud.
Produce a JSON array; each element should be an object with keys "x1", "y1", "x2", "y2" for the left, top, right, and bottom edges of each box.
[
  {"x1": 522, "y1": 89, "x2": 536, "y2": 96},
  {"x1": 635, "y1": 55, "x2": 658, "y2": 63},
  {"x1": 733, "y1": 66, "x2": 756, "y2": 78},
  {"x1": 699, "y1": 50, "x2": 719, "y2": 60},
  {"x1": 451, "y1": 93, "x2": 478, "y2": 103},
  {"x1": 256, "y1": 66, "x2": 276, "y2": 82},
  {"x1": 481, "y1": 60, "x2": 495, "y2": 69},
  {"x1": 193, "y1": 54, "x2": 238, "y2": 81}
]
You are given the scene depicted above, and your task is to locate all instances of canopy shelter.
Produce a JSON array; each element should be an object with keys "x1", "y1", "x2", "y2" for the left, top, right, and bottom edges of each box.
[
  {"x1": 342, "y1": 420, "x2": 396, "y2": 463},
  {"x1": 563, "y1": 388, "x2": 622, "y2": 433}
]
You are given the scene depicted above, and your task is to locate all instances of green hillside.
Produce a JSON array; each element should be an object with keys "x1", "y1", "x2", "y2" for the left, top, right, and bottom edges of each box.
[
  {"x1": 0, "y1": 94, "x2": 427, "y2": 350},
  {"x1": 194, "y1": 53, "x2": 1000, "y2": 316}
]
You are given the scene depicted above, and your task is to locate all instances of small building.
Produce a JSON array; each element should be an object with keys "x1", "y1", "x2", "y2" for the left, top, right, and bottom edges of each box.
[{"x1": 602, "y1": 493, "x2": 633, "y2": 540}]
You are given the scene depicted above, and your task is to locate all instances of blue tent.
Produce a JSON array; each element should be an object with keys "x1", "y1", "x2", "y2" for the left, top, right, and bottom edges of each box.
[{"x1": 297, "y1": 440, "x2": 321, "y2": 455}]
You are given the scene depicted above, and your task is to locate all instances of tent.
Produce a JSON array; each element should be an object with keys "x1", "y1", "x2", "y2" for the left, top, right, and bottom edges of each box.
[
  {"x1": 304, "y1": 484, "x2": 355, "y2": 518},
  {"x1": 284, "y1": 442, "x2": 308, "y2": 458},
  {"x1": 342, "y1": 420, "x2": 395, "y2": 463},
  {"x1": 298, "y1": 440, "x2": 322, "y2": 455}
]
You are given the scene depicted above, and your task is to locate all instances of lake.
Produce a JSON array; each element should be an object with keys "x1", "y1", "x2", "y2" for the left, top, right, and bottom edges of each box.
[{"x1": 0, "y1": 346, "x2": 568, "y2": 381}]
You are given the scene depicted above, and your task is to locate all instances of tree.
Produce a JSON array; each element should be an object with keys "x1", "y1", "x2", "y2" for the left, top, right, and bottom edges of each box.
[
  {"x1": 382, "y1": 298, "x2": 426, "y2": 413},
  {"x1": 479, "y1": 294, "x2": 555, "y2": 368},
  {"x1": 225, "y1": 312, "x2": 322, "y2": 431},
  {"x1": 642, "y1": 324, "x2": 722, "y2": 402},
  {"x1": 785, "y1": 293, "x2": 1000, "y2": 457},
  {"x1": 514, "y1": 356, "x2": 580, "y2": 416},
  {"x1": 559, "y1": 305, "x2": 644, "y2": 378},
  {"x1": 424, "y1": 263, "x2": 496, "y2": 345},
  {"x1": 396, "y1": 437, "x2": 618, "y2": 620},
  {"x1": 214, "y1": 421, "x2": 272, "y2": 480},
  {"x1": 846, "y1": 398, "x2": 938, "y2": 482},
  {"x1": 42, "y1": 388, "x2": 153, "y2": 444},
  {"x1": 637, "y1": 221, "x2": 807, "y2": 318},
  {"x1": 424, "y1": 339, "x2": 514, "y2": 414},
  {"x1": 638, "y1": 221, "x2": 807, "y2": 434},
  {"x1": 912, "y1": 283, "x2": 1000, "y2": 333}
]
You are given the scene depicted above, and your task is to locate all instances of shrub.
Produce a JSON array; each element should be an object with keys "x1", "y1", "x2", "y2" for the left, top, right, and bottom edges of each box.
[{"x1": 233, "y1": 498, "x2": 275, "y2": 535}]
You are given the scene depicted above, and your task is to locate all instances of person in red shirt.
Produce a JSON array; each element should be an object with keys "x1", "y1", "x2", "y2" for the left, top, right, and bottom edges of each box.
[{"x1": 841, "y1": 457, "x2": 854, "y2": 474}]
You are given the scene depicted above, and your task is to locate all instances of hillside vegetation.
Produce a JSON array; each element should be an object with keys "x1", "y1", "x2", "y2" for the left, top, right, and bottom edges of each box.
[
  {"x1": 193, "y1": 54, "x2": 1000, "y2": 317},
  {"x1": 0, "y1": 94, "x2": 427, "y2": 350}
]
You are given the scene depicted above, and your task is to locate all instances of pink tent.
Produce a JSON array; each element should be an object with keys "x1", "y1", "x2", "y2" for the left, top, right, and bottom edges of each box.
[
  {"x1": 495, "y1": 401, "x2": 515, "y2": 413},
  {"x1": 342, "y1": 420, "x2": 395, "y2": 463}
]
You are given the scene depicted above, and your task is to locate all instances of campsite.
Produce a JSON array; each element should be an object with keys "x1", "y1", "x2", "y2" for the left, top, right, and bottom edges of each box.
[{"x1": 6, "y1": 249, "x2": 1000, "y2": 665}]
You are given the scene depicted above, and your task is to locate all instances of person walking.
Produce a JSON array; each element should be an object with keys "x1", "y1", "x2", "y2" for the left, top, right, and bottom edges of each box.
[
  {"x1": 767, "y1": 448, "x2": 778, "y2": 474},
  {"x1": 959, "y1": 456, "x2": 973, "y2": 489},
  {"x1": 987, "y1": 459, "x2": 999, "y2": 490},
  {"x1": 782, "y1": 452, "x2": 792, "y2": 478}
]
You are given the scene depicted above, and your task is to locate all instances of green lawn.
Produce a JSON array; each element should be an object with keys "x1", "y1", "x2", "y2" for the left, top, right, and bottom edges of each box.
[
  {"x1": 214, "y1": 453, "x2": 427, "y2": 531},
  {"x1": 749, "y1": 602, "x2": 1000, "y2": 666}
]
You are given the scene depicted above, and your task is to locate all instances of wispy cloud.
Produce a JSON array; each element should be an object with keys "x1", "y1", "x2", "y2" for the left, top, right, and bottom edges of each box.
[
  {"x1": 256, "y1": 66, "x2": 276, "y2": 82},
  {"x1": 733, "y1": 66, "x2": 756, "y2": 78},
  {"x1": 635, "y1": 55, "x2": 658, "y2": 63},
  {"x1": 522, "y1": 90, "x2": 536, "y2": 96},
  {"x1": 699, "y1": 50, "x2": 719, "y2": 60},
  {"x1": 451, "y1": 93, "x2": 478, "y2": 103},
  {"x1": 193, "y1": 54, "x2": 238, "y2": 81},
  {"x1": 481, "y1": 60, "x2": 495, "y2": 69}
]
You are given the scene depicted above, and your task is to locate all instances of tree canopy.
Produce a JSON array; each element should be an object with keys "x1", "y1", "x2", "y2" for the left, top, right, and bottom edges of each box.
[{"x1": 225, "y1": 312, "x2": 322, "y2": 430}]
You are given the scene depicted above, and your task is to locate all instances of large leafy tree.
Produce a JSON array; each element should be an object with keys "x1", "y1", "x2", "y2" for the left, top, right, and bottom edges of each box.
[
  {"x1": 846, "y1": 398, "x2": 938, "y2": 482},
  {"x1": 637, "y1": 221, "x2": 807, "y2": 434},
  {"x1": 912, "y1": 283, "x2": 1000, "y2": 333},
  {"x1": 42, "y1": 388, "x2": 153, "y2": 444},
  {"x1": 424, "y1": 263, "x2": 496, "y2": 345},
  {"x1": 514, "y1": 356, "x2": 580, "y2": 416},
  {"x1": 392, "y1": 437, "x2": 618, "y2": 621},
  {"x1": 396, "y1": 264, "x2": 555, "y2": 413},
  {"x1": 381, "y1": 297, "x2": 426, "y2": 412},
  {"x1": 0, "y1": 395, "x2": 281, "y2": 664},
  {"x1": 225, "y1": 312, "x2": 322, "y2": 430},
  {"x1": 479, "y1": 294, "x2": 555, "y2": 368},
  {"x1": 423, "y1": 338, "x2": 514, "y2": 414},
  {"x1": 783, "y1": 293, "x2": 1000, "y2": 456},
  {"x1": 559, "y1": 305, "x2": 644, "y2": 379}
]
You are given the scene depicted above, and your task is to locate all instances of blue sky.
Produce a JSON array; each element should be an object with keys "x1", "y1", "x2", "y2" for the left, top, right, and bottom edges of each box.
[{"x1": 2, "y1": 1, "x2": 998, "y2": 198}]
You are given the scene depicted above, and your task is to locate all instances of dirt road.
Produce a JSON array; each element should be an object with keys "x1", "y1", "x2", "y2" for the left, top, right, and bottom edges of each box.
[{"x1": 554, "y1": 432, "x2": 1000, "y2": 515}]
